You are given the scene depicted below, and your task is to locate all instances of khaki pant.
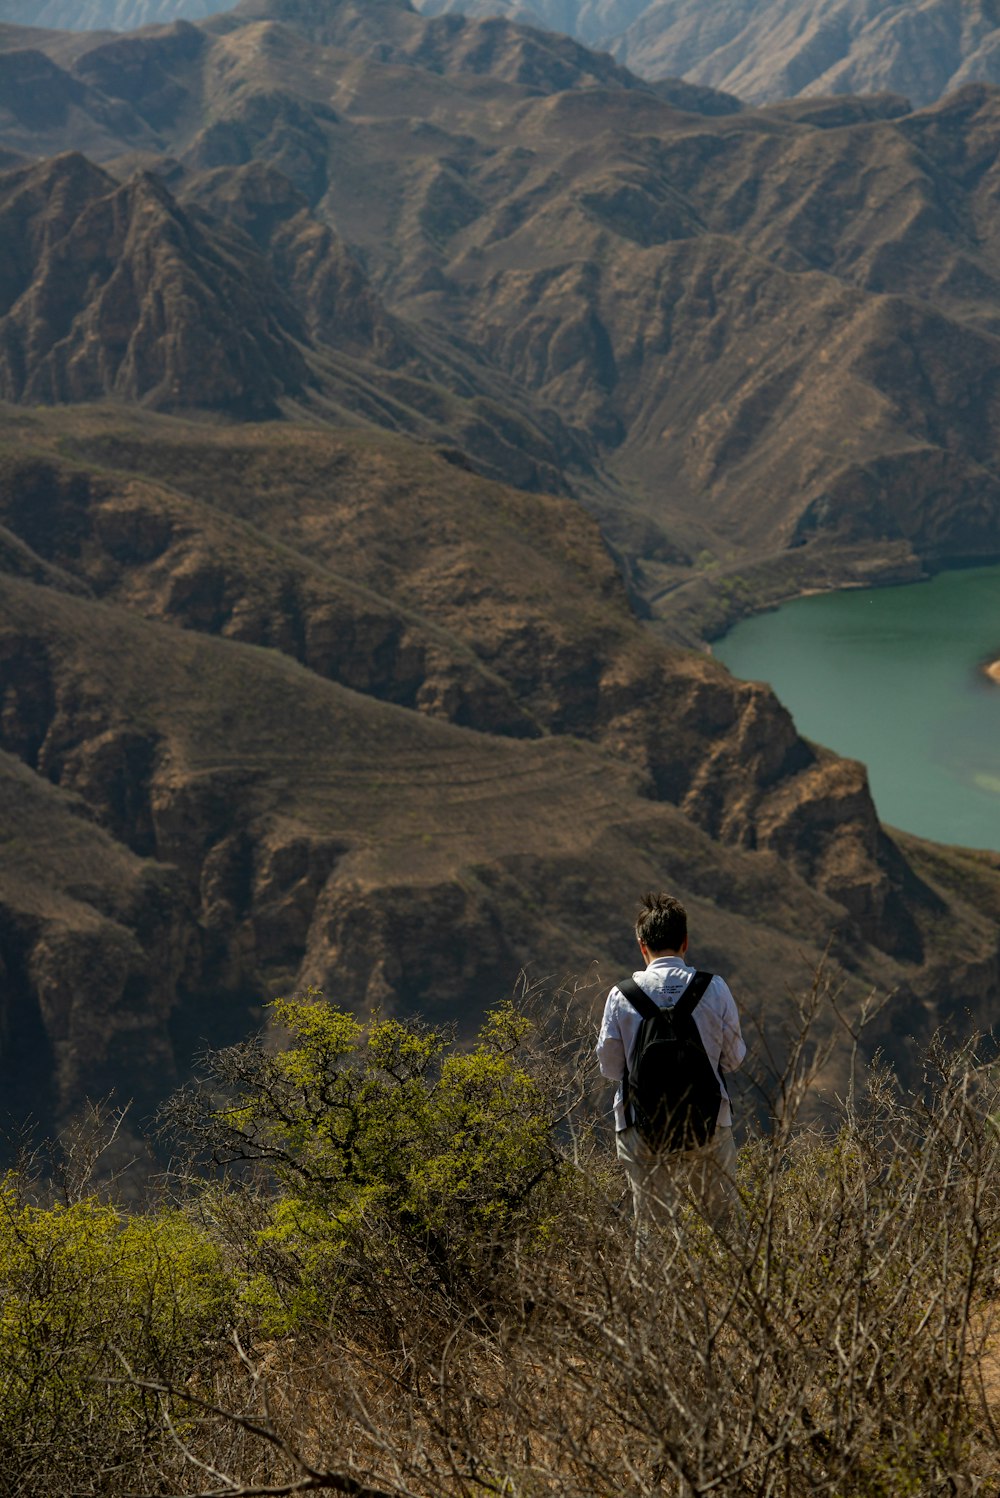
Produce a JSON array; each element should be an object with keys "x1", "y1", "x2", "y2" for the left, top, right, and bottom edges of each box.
[{"x1": 616, "y1": 1124, "x2": 738, "y2": 1238}]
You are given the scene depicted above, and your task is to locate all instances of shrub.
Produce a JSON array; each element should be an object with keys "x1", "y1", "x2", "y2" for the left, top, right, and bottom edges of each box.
[
  {"x1": 0, "y1": 1184, "x2": 232, "y2": 1494},
  {"x1": 157, "y1": 1010, "x2": 1000, "y2": 1498},
  {"x1": 168, "y1": 994, "x2": 568, "y2": 1332},
  {"x1": 4, "y1": 987, "x2": 995, "y2": 1498}
]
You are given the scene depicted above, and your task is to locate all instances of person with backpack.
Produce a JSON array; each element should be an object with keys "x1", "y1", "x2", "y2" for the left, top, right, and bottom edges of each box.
[{"x1": 596, "y1": 892, "x2": 746, "y2": 1236}]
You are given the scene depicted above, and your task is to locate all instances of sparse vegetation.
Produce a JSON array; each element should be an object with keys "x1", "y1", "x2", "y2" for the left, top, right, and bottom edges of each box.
[
  {"x1": 0, "y1": 1181, "x2": 231, "y2": 1494},
  {"x1": 4, "y1": 985, "x2": 997, "y2": 1497}
]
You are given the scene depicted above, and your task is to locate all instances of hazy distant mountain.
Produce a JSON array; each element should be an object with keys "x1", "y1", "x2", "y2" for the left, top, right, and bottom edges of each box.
[
  {"x1": 615, "y1": 0, "x2": 1000, "y2": 107},
  {"x1": 0, "y1": 0, "x2": 225, "y2": 28},
  {"x1": 8, "y1": 0, "x2": 1000, "y2": 110},
  {"x1": 416, "y1": 0, "x2": 649, "y2": 50},
  {"x1": 419, "y1": 0, "x2": 1000, "y2": 107}
]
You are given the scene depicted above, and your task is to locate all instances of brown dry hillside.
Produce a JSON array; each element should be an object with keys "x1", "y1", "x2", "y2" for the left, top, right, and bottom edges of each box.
[
  {"x1": 11, "y1": 0, "x2": 1000, "y2": 114},
  {"x1": 615, "y1": 0, "x2": 1000, "y2": 107},
  {"x1": 0, "y1": 403, "x2": 997, "y2": 1121},
  {"x1": 420, "y1": 0, "x2": 1000, "y2": 110},
  {"x1": 0, "y1": 148, "x2": 590, "y2": 491},
  {"x1": 3, "y1": 6, "x2": 1000, "y2": 637}
]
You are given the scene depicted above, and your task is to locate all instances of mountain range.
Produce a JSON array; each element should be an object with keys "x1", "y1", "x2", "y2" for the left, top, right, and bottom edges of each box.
[
  {"x1": 8, "y1": 0, "x2": 1000, "y2": 108},
  {"x1": 420, "y1": 0, "x2": 1000, "y2": 108},
  {"x1": 0, "y1": 0, "x2": 997, "y2": 1127}
]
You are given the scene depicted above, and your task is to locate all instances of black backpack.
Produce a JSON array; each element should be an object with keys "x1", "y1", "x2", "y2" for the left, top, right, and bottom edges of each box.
[{"x1": 619, "y1": 972, "x2": 722, "y2": 1152}]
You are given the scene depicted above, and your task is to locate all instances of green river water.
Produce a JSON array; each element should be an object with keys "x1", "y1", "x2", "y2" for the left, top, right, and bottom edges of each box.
[{"x1": 712, "y1": 564, "x2": 1000, "y2": 852}]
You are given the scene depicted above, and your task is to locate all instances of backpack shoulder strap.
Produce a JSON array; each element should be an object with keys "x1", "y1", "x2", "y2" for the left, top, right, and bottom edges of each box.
[
  {"x1": 674, "y1": 970, "x2": 713, "y2": 1021},
  {"x1": 616, "y1": 976, "x2": 659, "y2": 1022},
  {"x1": 617, "y1": 977, "x2": 658, "y2": 1131}
]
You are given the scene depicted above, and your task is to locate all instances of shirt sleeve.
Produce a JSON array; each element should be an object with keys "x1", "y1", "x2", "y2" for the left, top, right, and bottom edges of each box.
[
  {"x1": 595, "y1": 990, "x2": 626, "y2": 1081},
  {"x1": 716, "y1": 978, "x2": 747, "y2": 1073}
]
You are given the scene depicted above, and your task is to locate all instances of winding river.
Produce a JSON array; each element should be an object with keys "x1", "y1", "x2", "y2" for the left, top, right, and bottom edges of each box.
[{"x1": 713, "y1": 563, "x2": 1000, "y2": 852}]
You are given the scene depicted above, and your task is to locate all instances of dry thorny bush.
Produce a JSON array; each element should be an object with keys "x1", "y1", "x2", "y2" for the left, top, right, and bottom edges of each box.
[
  {"x1": 134, "y1": 976, "x2": 1000, "y2": 1498},
  {"x1": 0, "y1": 977, "x2": 996, "y2": 1497}
]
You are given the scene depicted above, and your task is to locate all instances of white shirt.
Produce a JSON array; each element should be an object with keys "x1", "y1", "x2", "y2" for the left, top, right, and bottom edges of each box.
[{"x1": 596, "y1": 956, "x2": 747, "y2": 1132}]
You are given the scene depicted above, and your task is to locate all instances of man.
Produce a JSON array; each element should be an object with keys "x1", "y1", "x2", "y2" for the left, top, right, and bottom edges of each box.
[{"x1": 596, "y1": 891, "x2": 746, "y2": 1234}]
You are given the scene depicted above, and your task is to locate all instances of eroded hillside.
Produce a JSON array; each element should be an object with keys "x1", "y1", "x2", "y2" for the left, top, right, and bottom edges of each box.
[
  {"x1": 11, "y1": 0, "x2": 1000, "y2": 113},
  {"x1": 421, "y1": 0, "x2": 1000, "y2": 110},
  {"x1": 0, "y1": 405, "x2": 997, "y2": 1120},
  {"x1": 3, "y1": 3, "x2": 1000, "y2": 633}
]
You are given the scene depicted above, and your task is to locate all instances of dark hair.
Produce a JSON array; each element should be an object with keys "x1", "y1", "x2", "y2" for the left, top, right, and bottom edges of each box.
[{"x1": 635, "y1": 892, "x2": 687, "y2": 953}]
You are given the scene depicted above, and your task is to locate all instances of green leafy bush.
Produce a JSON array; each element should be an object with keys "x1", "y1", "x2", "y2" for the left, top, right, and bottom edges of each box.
[
  {"x1": 0, "y1": 1183, "x2": 231, "y2": 1492},
  {"x1": 172, "y1": 994, "x2": 567, "y2": 1332},
  {"x1": 155, "y1": 1014, "x2": 1000, "y2": 1498}
]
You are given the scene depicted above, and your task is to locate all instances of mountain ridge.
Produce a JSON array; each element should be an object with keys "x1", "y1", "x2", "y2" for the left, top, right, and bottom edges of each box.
[
  {"x1": 6, "y1": 8, "x2": 1000, "y2": 613},
  {"x1": 13, "y1": 0, "x2": 1000, "y2": 111}
]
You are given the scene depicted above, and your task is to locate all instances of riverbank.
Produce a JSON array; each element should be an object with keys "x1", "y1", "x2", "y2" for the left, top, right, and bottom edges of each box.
[
  {"x1": 647, "y1": 539, "x2": 1000, "y2": 658},
  {"x1": 646, "y1": 539, "x2": 924, "y2": 648}
]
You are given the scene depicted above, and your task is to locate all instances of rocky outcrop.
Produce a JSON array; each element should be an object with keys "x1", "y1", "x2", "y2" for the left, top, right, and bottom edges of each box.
[
  {"x1": 0, "y1": 153, "x2": 309, "y2": 414},
  {"x1": 0, "y1": 747, "x2": 198, "y2": 1114}
]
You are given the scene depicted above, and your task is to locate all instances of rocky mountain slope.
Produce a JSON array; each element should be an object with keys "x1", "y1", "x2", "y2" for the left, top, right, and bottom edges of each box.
[
  {"x1": 0, "y1": 0, "x2": 224, "y2": 29},
  {"x1": 0, "y1": 0, "x2": 997, "y2": 1124},
  {"x1": 12, "y1": 0, "x2": 1000, "y2": 113},
  {"x1": 614, "y1": 0, "x2": 1000, "y2": 105},
  {"x1": 419, "y1": 0, "x2": 1000, "y2": 109},
  {"x1": 2, "y1": 405, "x2": 997, "y2": 1121},
  {"x1": 5, "y1": 1, "x2": 1000, "y2": 635}
]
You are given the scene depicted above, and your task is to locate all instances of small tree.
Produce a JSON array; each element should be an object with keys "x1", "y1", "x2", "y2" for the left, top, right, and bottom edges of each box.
[{"x1": 166, "y1": 993, "x2": 570, "y2": 1331}]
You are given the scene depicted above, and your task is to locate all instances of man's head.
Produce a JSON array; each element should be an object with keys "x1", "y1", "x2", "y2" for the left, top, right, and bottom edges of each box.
[{"x1": 635, "y1": 891, "x2": 688, "y2": 958}]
